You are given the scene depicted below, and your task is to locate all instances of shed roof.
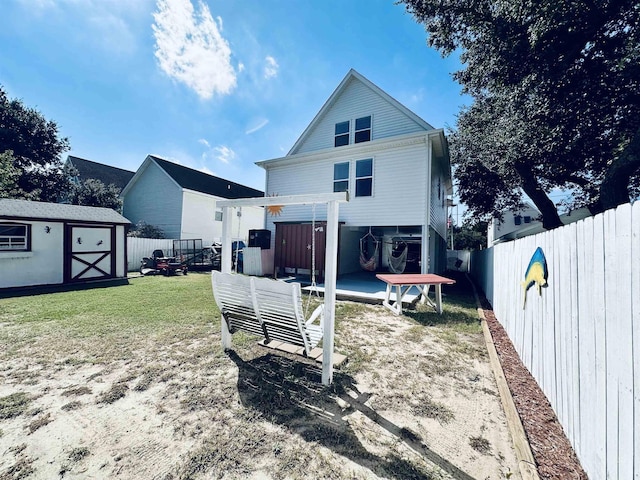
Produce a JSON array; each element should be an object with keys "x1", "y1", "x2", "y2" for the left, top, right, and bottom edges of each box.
[
  {"x1": 149, "y1": 155, "x2": 264, "y2": 199},
  {"x1": 66, "y1": 156, "x2": 135, "y2": 191},
  {"x1": 0, "y1": 199, "x2": 130, "y2": 224}
]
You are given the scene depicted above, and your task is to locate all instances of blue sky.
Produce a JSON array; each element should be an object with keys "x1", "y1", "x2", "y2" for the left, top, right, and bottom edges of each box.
[{"x1": 0, "y1": 0, "x2": 468, "y2": 197}]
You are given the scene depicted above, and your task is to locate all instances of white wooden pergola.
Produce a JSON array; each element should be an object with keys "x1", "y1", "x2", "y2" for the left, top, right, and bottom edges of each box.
[{"x1": 216, "y1": 192, "x2": 349, "y2": 385}]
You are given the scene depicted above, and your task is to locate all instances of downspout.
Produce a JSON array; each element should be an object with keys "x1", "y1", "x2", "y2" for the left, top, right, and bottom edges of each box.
[{"x1": 423, "y1": 134, "x2": 432, "y2": 274}]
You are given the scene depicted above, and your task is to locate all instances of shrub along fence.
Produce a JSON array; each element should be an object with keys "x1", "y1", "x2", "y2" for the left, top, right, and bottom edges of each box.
[{"x1": 469, "y1": 201, "x2": 639, "y2": 480}]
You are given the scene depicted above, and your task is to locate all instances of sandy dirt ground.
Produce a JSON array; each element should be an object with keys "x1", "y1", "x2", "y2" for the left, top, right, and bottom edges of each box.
[{"x1": 1, "y1": 302, "x2": 521, "y2": 479}]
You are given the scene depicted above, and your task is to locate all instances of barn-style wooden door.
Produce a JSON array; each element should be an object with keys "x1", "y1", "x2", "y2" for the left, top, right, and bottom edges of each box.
[{"x1": 64, "y1": 224, "x2": 116, "y2": 283}]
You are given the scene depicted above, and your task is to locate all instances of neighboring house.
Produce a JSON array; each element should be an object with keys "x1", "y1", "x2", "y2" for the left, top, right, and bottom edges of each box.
[
  {"x1": 121, "y1": 155, "x2": 265, "y2": 244},
  {"x1": 0, "y1": 198, "x2": 129, "y2": 290},
  {"x1": 487, "y1": 202, "x2": 592, "y2": 245},
  {"x1": 256, "y1": 69, "x2": 452, "y2": 276},
  {"x1": 65, "y1": 155, "x2": 135, "y2": 192}
]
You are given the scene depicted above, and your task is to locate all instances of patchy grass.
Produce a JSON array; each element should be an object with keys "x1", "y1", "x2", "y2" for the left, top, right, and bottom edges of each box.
[
  {"x1": 68, "y1": 446, "x2": 90, "y2": 462},
  {"x1": 469, "y1": 435, "x2": 492, "y2": 455},
  {"x1": 26, "y1": 413, "x2": 51, "y2": 434},
  {"x1": 0, "y1": 271, "x2": 516, "y2": 479},
  {"x1": 61, "y1": 386, "x2": 92, "y2": 397},
  {"x1": 0, "y1": 393, "x2": 31, "y2": 420},
  {"x1": 0, "y1": 456, "x2": 35, "y2": 480},
  {"x1": 97, "y1": 382, "x2": 129, "y2": 404}
]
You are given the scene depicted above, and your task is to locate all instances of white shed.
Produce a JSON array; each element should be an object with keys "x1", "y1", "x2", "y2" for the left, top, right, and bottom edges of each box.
[{"x1": 0, "y1": 199, "x2": 130, "y2": 291}]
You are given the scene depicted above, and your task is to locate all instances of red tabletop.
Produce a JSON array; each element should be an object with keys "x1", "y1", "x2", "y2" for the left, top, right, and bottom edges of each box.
[{"x1": 376, "y1": 273, "x2": 456, "y2": 286}]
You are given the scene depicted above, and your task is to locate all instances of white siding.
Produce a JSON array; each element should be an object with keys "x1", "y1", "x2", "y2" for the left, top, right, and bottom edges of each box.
[
  {"x1": 122, "y1": 162, "x2": 183, "y2": 239},
  {"x1": 429, "y1": 157, "x2": 448, "y2": 241},
  {"x1": 293, "y1": 77, "x2": 428, "y2": 155},
  {"x1": 265, "y1": 141, "x2": 429, "y2": 234},
  {"x1": 0, "y1": 220, "x2": 64, "y2": 288},
  {"x1": 181, "y1": 190, "x2": 218, "y2": 242}
]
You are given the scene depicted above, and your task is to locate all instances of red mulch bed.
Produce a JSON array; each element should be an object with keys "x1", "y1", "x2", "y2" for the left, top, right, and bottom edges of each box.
[{"x1": 478, "y1": 295, "x2": 588, "y2": 479}]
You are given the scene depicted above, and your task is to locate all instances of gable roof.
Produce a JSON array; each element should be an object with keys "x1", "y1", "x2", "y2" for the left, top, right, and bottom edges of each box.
[
  {"x1": 288, "y1": 69, "x2": 434, "y2": 155},
  {"x1": 66, "y1": 156, "x2": 135, "y2": 191},
  {"x1": 0, "y1": 198, "x2": 130, "y2": 224},
  {"x1": 146, "y1": 155, "x2": 264, "y2": 199}
]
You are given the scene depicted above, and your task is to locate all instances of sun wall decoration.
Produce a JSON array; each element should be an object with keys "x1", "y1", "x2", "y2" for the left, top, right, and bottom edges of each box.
[{"x1": 266, "y1": 194, "x2": 284, "y2": 216}]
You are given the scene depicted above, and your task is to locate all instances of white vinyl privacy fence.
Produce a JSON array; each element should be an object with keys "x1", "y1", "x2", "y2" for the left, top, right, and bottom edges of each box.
[
  {"x1": 126, "y1": 237, "x2": 174, "y2": 272},
  {"x1": 470, "y1": 202, "x2": 639, "y2": 480}
]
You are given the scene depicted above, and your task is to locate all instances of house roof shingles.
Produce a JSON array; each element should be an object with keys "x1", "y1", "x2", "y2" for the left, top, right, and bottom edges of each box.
[
  {"x1": 67, "y1": 156, "x2": 135, "y2": 191},
  {"x1": 0, "y1": 198, "x2": 130, "y2": 224},
  {"x1": 149, "y1": 156, "x2": 264, "y2": 199}
]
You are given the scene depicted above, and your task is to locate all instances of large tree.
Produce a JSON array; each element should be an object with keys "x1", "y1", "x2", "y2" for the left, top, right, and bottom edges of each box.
[
  {"x1": 68, "y1": 178, "x2": 123, "y2": 211},
  {"x1": 0, "y1": 86, "x2": 71, "y2": 202},
  {"x1": 402, "y1": 0, "x2": 640, "y2": 229}
]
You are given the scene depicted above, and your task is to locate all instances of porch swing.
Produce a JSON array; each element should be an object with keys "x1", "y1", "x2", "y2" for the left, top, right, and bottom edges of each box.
[
  {"x1": 211, "y1": 192, "x2": 349, "y2": 385},
  {"x1": 359, "y1": 227, "x2": 380, "y2": 271}
]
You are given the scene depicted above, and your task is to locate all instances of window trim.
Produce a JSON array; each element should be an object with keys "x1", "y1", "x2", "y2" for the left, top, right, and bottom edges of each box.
[
  {"x1": 0, "y1": 222, "x2": 31, "y2": 252},
  {"x1": 354, "y1": 158, "x2": 374, "y2": 197}
]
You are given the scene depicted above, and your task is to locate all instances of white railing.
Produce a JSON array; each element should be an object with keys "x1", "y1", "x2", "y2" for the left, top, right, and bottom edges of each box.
[{"x1": 470, "y1": 201, "x2": 639, "y2": 480}]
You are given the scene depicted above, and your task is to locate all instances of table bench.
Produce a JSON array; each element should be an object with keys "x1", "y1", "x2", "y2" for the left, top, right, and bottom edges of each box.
[{"x1": 376, "y1": 273, "x2": 456, "y2": 315}]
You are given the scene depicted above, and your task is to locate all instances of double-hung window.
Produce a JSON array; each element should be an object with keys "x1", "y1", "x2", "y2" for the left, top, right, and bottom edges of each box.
[
  {"x1": 0, "y1": 223, "x2": 30, "y2": 251},
  {"x1": 334, "y1": 121, "x2": 350, "y2": 147},
  {"x1": 355, "y1": 158, "x2": 373, "y2": 197},
  {"x1": 354, "y1": 116, "x2": 371, "y2": 143},
  {"x1": 333, "y1": 162, "x2": 349, "y2": 192}
]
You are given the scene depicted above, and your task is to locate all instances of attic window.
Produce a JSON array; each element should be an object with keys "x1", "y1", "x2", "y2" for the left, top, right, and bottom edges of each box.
[
  {"x1": 514, "y1": 215, "x2": 522, "y2": 225},
  {"x1": 334, "y1": 121, "x2": 350, "y2": 147},
  {"x1": 524, "y1": 216, "x2": 531, "y2": 224},
  {"x1": 354, "y1": 116, "x2": 371, "y2": 143}
]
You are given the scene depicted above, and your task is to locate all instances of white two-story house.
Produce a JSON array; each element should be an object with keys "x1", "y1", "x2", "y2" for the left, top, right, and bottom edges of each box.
[{"x1": 256, "y1": 69, "x2": 452, "y2": 277}]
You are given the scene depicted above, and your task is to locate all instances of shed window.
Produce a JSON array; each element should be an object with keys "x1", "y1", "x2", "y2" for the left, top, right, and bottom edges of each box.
[
  {"x1": 354, "y1": 116, "x2": 371, "y2": 143},
  {"x1": 334, "y1": 121, "x2": 350, "y2": 147},
  {"x1": 333, "y1": 162, "x2": 349, "y2": 192},
  {"x1": 0, "y1": 223, "x2": 30, "y2": 251},
  {"x1": 355, "y1": 158, "x2": 373, "y2": 197}
]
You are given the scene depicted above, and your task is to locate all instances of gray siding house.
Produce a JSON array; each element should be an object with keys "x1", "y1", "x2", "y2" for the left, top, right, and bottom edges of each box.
[
  {"x1": 256, "y1": 69, "x2": 452, "y2": 275},
  {"x1": 121, "y1": 155, "x2": 265, "y2": 244}
]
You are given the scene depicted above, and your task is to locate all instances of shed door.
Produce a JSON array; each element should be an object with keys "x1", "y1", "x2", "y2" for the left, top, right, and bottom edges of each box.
[
  {"x1": 274, "y1": 222, "x2": 327, "y2": 276},
  {"x1": 65, "y1": 224, "x2": 116, "y2": 283}
]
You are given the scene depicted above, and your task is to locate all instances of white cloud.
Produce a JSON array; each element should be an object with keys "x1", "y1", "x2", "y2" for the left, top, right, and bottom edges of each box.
[
  {"x1": 245, "y1": 119, "x2": 269, "y2": 135},
  {"x1": 214, "y1": 145, "x2": 236, "y2": 164},
  {"x1": 198, "y1": 138, "x2": 211, "y2": 148},
  {"x1": 264, "y1": 55, "x2": 279, "y2": 79},
  {"x1": 152, "y1": 0, "x2": 236, "y2": 99}
]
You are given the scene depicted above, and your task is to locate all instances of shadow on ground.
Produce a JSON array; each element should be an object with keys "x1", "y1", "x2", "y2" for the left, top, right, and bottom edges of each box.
[{"x1": 228, "y1": 350, "x2": 476, "y2": 479}]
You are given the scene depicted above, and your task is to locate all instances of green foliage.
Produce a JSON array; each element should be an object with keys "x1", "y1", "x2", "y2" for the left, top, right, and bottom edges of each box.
[
  {"x1": 68, "y1": 178, "x2": 123, "y2": 210},
  {"x1": 0, "y1": 85, "x2": 71, "y2": 201},
  {"x1": 452, "y1": 219, "x2": 488, "y2": 251},
  {"x1": 0, "y1": 150, "x2": 35, "y2": 200},
  {"x1": 127, "y1": 220, "x2": 165, "y2": 238},
  {"x1": 402, "y1": 0, "x2": 640, "y2": 227}
]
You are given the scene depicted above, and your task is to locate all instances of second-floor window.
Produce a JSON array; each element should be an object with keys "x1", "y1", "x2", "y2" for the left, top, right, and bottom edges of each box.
[
  {"x1": 355, "y1": 158, "x2": 373, "y2": 197},
  {"x1": 334, "y1": 121, "x2": 350, "y2": 147},
  {"x1": 333, "y1": 162, "x2": 349, "y2": 192}
]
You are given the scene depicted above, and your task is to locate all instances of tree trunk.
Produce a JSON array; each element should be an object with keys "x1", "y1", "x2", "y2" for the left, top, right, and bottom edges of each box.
[
  {"x1": 514, "y1": 164, "x2": 563, "y2": 230},
  {"x1": 598, "y1": 129, "x2": 640, "y2": 212}
]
